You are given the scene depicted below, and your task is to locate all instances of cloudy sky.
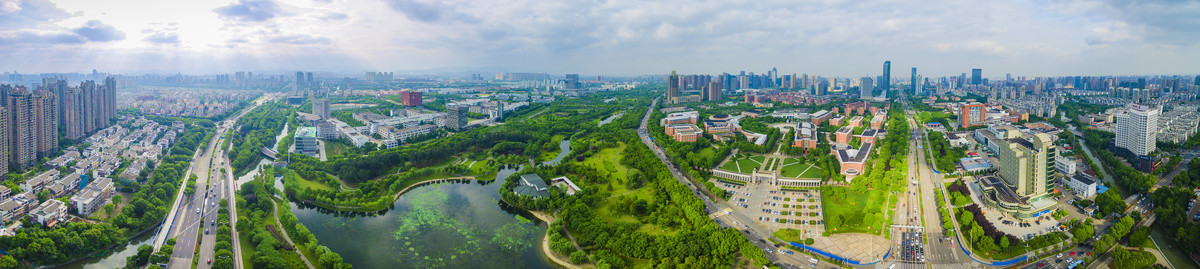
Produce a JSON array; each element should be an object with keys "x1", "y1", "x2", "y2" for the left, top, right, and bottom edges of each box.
[{"x1": 0, "y1": 0, "x2": 1196, "y2": 77}]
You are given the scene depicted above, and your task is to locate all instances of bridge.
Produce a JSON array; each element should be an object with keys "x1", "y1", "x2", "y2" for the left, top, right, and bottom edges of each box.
[{"x1": 261, "y1": 147, "x2": 278, "y2": 160}]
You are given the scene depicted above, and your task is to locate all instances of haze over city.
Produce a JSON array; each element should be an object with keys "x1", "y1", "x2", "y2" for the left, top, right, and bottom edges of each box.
[{"x1": 0, "y1": 0, "x2": 1198, "y2": 76}]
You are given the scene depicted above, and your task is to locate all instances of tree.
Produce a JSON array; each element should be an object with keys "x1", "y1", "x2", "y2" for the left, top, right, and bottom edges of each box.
[
  {"x1": 999, "y1": 236, "x2": 1010, "y2": 249},
  {"x1": 0, "y1": 256, "x2": 16, "y2": 269},
  {"x1": 319, "y1": 251, "x2": 344, "y2": 268},
  {"x1": 126, "y1": 244, "x2": 153, "y2": 267},
  {"x1": 569, "y1": 250, "x2": 588, "y2": 264},
  {"x1": 112, "y1": 195, "x2": 123, "y2": 205},
  {"x1": 102, "y1": 204, "x2": 115, "y2": 216},
  {"x1": 1128, "y1": 227, "x2": 1150, "y2": 247}
]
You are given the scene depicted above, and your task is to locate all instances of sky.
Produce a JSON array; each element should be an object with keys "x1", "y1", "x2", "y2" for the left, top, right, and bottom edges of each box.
[{"x1": 0, "y1": 0, "x2": 1197, "y2": 77}]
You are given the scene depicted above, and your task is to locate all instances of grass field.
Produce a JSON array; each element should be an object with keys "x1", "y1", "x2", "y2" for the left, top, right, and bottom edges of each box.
[
  {"x1": 821, "y1": 186, "x2": 889, "y2": 235},
  {"x1": 285, "y1": 169, "x2": 336, "y2": 192},
  {"x1": 582, "y1": 143, "x2": 630, "y2": 182},
  {"x1": 773, "y1": 229, "x2": 809, "y2": 243},
  {"x1": 720, "y1": 154, "x2": 763, "y2": 173},
  {"x1": 540, "y1": 135, "x2": 567, "y2": 161},
  {"x1": 698, "y1": 147, "x2": 717, "y2": 161},
  {"x1": 780, "y1": 160, "x2": 824, "y2": 179}
]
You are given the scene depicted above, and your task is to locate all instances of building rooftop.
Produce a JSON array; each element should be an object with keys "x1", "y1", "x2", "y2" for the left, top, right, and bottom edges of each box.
[
  {"x1": 296, "y1": 127, "x2": 318, "y2": 138},
  {"x1": 836, "y1": 142, "x2": 873, "y2": 163},
  {"x1": 1071, "y1": 174, "x2": 1096, "y2": 185},
  {"x1": 979, "y1": 176, "x2": 1027, "y2": 205}
]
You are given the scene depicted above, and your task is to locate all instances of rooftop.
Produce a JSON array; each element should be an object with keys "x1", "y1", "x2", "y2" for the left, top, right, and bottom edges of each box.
[{"x1": 296, "y1": 127, "x2": 318, "y2": 138}]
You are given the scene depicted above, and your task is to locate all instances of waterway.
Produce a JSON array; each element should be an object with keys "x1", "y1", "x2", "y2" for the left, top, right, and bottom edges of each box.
[
  {"x1": 58, "y1": 229, "x2": 155, "y2": 269},
  {"x1": 236, "y1": 121, "x2": 291, "y2": 186},
  {"x1": 542, "y1": 140, "x2": 572, "y2": 166},
  {"x1": 289, "y1": 166, "x2": 557, "y2": 269},
  {"x1": 597, "y1": 112, "x2": 625, "y2": 127}
]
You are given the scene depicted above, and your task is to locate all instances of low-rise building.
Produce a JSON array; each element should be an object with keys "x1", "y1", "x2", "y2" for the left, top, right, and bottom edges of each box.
[
  {"x1": 551, "y1": 176, "x2": 581, "y2": 195},
  {"x1": 71, "y1": 177, "x2": 114, "y2": 216},
  {"x1": 29, "y1": 199, "x2": 66, "y2": 226},
  {"x1": 1055, "y1": 156, "x2": 1077, "y2": 175},
  {"x1": 793, "y1": 122, "x2": 818, "y2": 149},
  {"x1": 660, "y1": 111, "x2": 699, "y2": 126},
  {"x1": 0, "y1": 200, "x2": 26, "y2": 223},
  {"x1": 1063, "y1": 174, "x2": 1098, "y2": 198},
  {"x1": 835, "y1": 143, "x2": 873, "y2": 181},
  {"x1": 835, "y1": 127, "x2": 853, "y2": 144},
  {"x1": 665, "y1": 124, "x2": 703, "y2": 142},
  {"x1": 513, "y1": 174, "x2": 550, "y2": 198}
]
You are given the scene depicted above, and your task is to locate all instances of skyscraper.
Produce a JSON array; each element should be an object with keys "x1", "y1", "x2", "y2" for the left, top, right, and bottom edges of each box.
[
  {"x1": 445, "y1": 105, "x2": 469, "y2": 131},
  {"x1": 971, "y1": 69, "x2": 982, "y2": 85},
  {"x1": 1115, "y1": 104, "x2": 1160, "y2": 157},
  {"x1": 860, "y1": 77, "x2": 873, "y2": 100},
  {"x1": 0, "y1": 105, "x2": 6, "y2": 176},
  {"x1": 8, "y1": 87, "x2": 36, "y2": 169},
  {"x1": 910, "y1": 67, "x2": 917, "y2": 93},
  {"x1": 882, "y1": 61, "x2": 891, "y2": 92},
  {"x1": 667, "y1": 71, "x2": 680, "y2": 100},
  {"x1": 62, "y1": 87, "x2": 84, "y2": 140}
]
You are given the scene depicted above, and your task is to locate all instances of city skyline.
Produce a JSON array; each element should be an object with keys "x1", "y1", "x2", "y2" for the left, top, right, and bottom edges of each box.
[{"x1": 0, "y1": 0, "x2": 1196, "y2": 76}]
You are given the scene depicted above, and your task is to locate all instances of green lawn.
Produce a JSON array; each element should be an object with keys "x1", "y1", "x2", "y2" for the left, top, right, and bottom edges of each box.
[
  {"x1": 698, "y1": 147, "x2": 717, "y2": 161},
  {"x1": 539, "y1": 135, "x2": 567, "y2": 161},
  {"x1": 749, "y1": 155, "x2": 766, "y2": 163},
  {"x1": 782, "y1": 158, "x2": 801, "y2": 166},
  {"x1": 581, "y1": 143, "x2": 630, "y2": 182}
]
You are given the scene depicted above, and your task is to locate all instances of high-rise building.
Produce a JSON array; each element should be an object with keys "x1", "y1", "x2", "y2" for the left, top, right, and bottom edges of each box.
[
  {"x1": 960, "y1": 102, "x2": 985, "y2": 128},
  {"x1": 62, "y1": 87, "x2": 84, "y2": 140},
  {"x1": 32, "y1": 90, "x2": 56, "y2": 156},
  {"x1": 8, "y1": 87, "x2": 36, "y2": 169},
  {"x1": 0, "y1": 105, "x2": 6, "y2": 176},
  {"x1": 971, "y1": 69, "x2": 982, "y2": 85},
  {"x1": 996, "y1": 131, "x2": 1056, "y2": 198},
  {"x1": 1115, "y1": 104, "x2": 1160, "y2": 156},
  {"x1": 313, "y1": 98, "x2": 330, "y2": 120},
  {"x1": 400, "y1": 91, "x2": 422, "y2": 107},
  {"x1": 563, "y1": 74, "x2": 581, "y2": 89},
  {"x1": 667, "y1": 71, "x2": 680, "y2": 100},
  {"x1": 706, "y1": 81, "x2": 722, "y2": 101},
  {"x1": 881, "y1": 61, "x2": 891, "y2": 92},
  {"x1": 860, "y1": 77, "x2": 873, "y2": 100}
]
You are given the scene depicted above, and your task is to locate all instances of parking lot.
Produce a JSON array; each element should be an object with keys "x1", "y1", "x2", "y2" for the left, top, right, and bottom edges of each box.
[{"x1": 715, "y1": 181, "x2": 826, "y2": 236}]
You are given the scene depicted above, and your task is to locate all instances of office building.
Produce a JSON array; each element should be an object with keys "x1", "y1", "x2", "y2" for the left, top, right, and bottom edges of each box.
[
  {"x1": 978, "y1": 130, "x2": 1057, "y2": 219},
  {"x1": 959, "y1": 102, "x2": 985, "y2": 129},
  {"x1": 971, "y1": 69, "x2": 982, "y2": 85},
  {"x1": 445, "y1": 105, "x2": 469, "y2": 131},
  {"x1": 667, "y1": 71, "x2": 680, "y2": 101},
  {"x1": 295, "y1": 127, "x2": 320, "y2": 156},
  {"x1": 1064, "y1": 174, "x2": 1098, "y2": 198},
  {"x1": 313, "y1": 98, "x2": 330, "y2": 120},
  {"x1": 400, "y1": 91, "x2": 422, "y2": 107},
  {"x1": 1115, "y1": 104, "x2": 1160, "y2": 157}
]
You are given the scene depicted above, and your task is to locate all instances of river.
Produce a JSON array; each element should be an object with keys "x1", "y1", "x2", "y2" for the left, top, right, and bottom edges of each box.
[
  {"x1": 58, "y1": 229, "x2": 155, "y2": 269},
  {"x1": 236, "y1": 121, "x2": 291, "y2": 186},
  {"x1": 289, "y1": 166, "x2": 557, "y2": 269}
]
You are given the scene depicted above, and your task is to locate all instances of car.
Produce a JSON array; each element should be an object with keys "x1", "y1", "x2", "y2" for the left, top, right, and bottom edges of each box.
[
  {"x1": 1057, "y1": 253, "x2": 1063, "y2": 259},
  {"x1": 1070, "y1": 251, "x2": 1075, "y2": 256}
]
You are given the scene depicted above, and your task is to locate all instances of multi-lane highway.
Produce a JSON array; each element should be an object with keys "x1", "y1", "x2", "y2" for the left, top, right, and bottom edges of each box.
[{"x1": 163, "y1": 95, "x2": 275, "y2": 268}]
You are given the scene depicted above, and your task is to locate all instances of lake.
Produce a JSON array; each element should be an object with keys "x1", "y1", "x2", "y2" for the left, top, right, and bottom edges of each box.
[{"x1": 288, "y1": 166, "x2": 558, "y2": 269}]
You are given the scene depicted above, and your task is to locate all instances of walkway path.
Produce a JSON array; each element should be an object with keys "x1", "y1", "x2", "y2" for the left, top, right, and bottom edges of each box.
[
  {"x1": 272, "y1": 198, "x2": 315, "y2": 269},
  {"x1": 529, "y1": 211, "x2": 588, "y2": 269}
]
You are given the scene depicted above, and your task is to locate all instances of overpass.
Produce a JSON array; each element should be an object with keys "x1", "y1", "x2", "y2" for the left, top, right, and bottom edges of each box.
[{"x1": 261, "y1": 147, "x2": 278, "y2": 160}]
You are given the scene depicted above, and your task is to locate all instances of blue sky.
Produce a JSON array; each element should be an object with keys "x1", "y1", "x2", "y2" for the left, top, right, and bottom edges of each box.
[{"x1": 0, "y1": 0, "x2": 1196, "y2": 77}]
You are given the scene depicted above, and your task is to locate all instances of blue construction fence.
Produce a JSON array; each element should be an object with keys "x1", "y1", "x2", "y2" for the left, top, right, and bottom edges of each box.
[
  {"x1": 956, "y1": 237, "x2": 1027, "y2": 266},
  {"x1": 788, "y1": 242, "x2": 889, "y2": 266}
]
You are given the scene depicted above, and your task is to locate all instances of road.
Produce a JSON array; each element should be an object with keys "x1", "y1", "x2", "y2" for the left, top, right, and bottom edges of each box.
[
  {"x1": 165, "y1": 94, "x2": 276, "y2": 268},
  {"x1": 636, "y1": 97, "x2": 836, "y2": 269}
]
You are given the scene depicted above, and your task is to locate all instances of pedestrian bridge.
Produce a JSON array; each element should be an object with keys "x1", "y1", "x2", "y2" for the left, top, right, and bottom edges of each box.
[{"x1": 261, "y1": 147, "x2": 278, "y2": 160}]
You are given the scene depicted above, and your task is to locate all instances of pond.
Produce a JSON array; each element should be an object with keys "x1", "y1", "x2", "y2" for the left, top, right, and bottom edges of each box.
[{"x1": 289, "y1": 166, "x2": 557, "y2": 269}]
